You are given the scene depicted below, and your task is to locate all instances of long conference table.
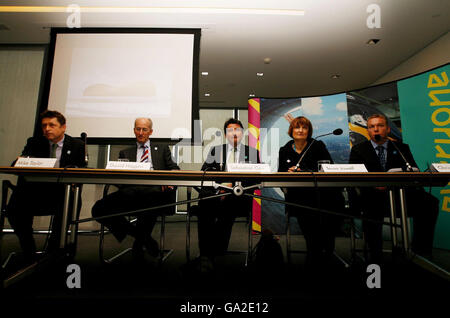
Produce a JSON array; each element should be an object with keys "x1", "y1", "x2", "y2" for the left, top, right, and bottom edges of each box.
[{"x1": 0, "y1": 166, "x2": 449, "y2": 284}]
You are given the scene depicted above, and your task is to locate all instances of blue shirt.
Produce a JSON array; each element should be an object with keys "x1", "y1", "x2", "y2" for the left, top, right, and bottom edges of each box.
[{"x1": 370, "y1": 139, "x2": 388, "y2": 160}]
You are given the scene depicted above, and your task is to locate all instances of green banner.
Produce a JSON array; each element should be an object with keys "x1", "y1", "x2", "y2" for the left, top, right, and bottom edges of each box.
[{"x1": 398, "y1": 63, "x2": 450, "y2": 250}]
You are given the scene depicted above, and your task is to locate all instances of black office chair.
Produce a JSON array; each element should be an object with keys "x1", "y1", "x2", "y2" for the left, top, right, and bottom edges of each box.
[
  {"x1": 98, "y1": 184, "x2": 174, "y2": 265},
  {"x1": 185, "y1": 187, "x2": 254, "y2": 266}
]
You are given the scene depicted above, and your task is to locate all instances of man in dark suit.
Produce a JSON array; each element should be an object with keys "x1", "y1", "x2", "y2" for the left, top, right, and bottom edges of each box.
[
  {"x1": 349, "y1": 114, "x2": 439, "y2": 262},
  {"x1": 7, "y1": 110, "x2": 86, "y2": 263},
  {"x1": 91, "y1": 118, "x2": 179, "y2": 258},
  {"x1": 196, "y1": 118, "x2": 260, "y2": 269}
]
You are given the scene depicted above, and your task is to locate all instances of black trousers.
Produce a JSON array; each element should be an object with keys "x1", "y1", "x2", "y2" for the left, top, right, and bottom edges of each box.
[
  {"x1": 197, "y1": 192, "x2": 253, "y2": 257},
  {"x1": 359, "y1": 187, "x2": 439, "y2": 259},
  {"x1": 91, "y1": 186, "x2": 175, "y2": 242},
  {"x1": 7, "y1": 179, "x2": 79, "y2": 259},
  {"x1": 286, "y1": 188, "x2": 344, "y2": 261}
]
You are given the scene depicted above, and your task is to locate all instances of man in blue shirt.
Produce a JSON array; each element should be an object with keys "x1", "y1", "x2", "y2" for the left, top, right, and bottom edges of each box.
[{"x1": 349, "y1": 114, "x2": 439, "y2": 263}]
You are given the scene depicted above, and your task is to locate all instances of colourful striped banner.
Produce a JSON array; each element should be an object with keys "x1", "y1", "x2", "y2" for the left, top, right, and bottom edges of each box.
[{"x1": 248, "y1": 98, "x2": 262, "y2": 233}]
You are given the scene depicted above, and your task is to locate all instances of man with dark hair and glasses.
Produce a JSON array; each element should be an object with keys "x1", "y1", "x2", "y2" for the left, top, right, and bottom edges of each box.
[{"x1": 196, "y1": 118, "x2": 260, "y2": 271}]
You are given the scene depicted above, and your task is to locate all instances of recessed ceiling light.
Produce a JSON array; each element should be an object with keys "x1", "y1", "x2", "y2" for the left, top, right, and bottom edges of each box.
[
  {"x1": 201, "y1": 72, "x2": 209, "y2": 76},
  {"x1": 249, "y1": 94, "x2": 255, "y2": 97},
  {"x1": 256, "y1": 72, "x2": 264, "y2": 77},
  {"x1": 204, "y1": 93, "x2": 210, "y2": 97},
  {"x1": 367, "y1": 39, "x2": 380, "y2": 45},
  {"x1": 331, "y1": 74, "x2": 340, "y2": 79}
]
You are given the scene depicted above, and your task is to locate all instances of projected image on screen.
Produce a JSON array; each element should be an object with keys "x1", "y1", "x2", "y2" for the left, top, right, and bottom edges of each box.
[
  {"x1": 67, "y1": 47, "x2": 172, "y2": 118},
  {"x1": 47, "y1": 32, "x2": 197, "y2": 139}
]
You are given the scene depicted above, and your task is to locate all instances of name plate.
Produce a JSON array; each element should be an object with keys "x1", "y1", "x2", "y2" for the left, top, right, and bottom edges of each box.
[
  {"x1": 430, "y1": 163, "x2": 450, "y2": 172},
  {"x1": 15, "y1": 157, "x2": 57, "y2": 168},
  {"x1": 321, "y1": 164, "x2": 368, "y2": 172},
  {"x1": 227, "y1": 163, "x2": 271, "y2": 173},
  {"x1": 106, "y1": 161, "x2": 151, "y2": 170}
]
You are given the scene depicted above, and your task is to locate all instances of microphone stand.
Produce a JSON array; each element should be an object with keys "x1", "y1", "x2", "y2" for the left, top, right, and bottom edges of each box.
[
  {"x1": 374, "y1": 135, "x2": 414, "y2": 172},
  {"x1": 390, "y1": 141, "x2": 414, "y2": 172},
  {"x1": 294, "y1": 129, "x2": 342, "y2": 170},
  {"x1": 81, "y1": 132, "x2": 88, "y2": 166}
]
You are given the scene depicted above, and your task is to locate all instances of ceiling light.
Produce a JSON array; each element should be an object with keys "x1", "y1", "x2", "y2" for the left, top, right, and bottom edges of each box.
[
  {"x1": 249, "y1": 94, "x2": 255, "y2": 97},
  {"x1": 367, "y1": 39, "x2": 380, "y2": 45},
  {"x1": 201, "y1": 72, "x2": 209, "y2": 76},
  {"x1": 256, "y1": 73, "x2": 264, "y2": 77},
  {"x1": 331, "y1": 74, "x2": 340, "y2": 79},
  {"x1": 204, "y1": 93, "x2": 210, "y2": 97}
]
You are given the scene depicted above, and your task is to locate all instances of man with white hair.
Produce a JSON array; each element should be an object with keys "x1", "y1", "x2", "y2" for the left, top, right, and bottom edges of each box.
[{"x1": 92, "y1": 118, "x2": 179, "y2": 258}]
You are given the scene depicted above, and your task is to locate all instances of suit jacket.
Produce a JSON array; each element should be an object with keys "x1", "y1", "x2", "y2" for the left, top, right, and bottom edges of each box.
[
  {"x1": 348, "y1": 139, "x2": 421, "y2": 214},
  {"x1": 201, "y1": 143, "x2": 260, "y2": 172},
  {"x1": 278, "y1": 139, "x2": 342, "y2": 210},
  {"x1": 10, "y1": 134, "x2": 85, "y2": 215},
  {"x1": 14, "y1": 134, "x2": 86, "y2": 168},
  {"x1": 199, "y1": 144, "x2": 260, "y2": 198},
  {"x1": 349, "y1": 139, "x2": 418, "y2": 172},
  {"x1": 278, "y1": 139, "x2": 332, "y2": 173},
  {"x1": 119, "y1": 142, "x2": 180, "y2": 170}
]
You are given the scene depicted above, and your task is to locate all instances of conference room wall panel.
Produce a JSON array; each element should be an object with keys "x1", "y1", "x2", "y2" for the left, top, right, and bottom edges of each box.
[{"x1": 0, "y1": 46, "x2": 46, "y2": 229}]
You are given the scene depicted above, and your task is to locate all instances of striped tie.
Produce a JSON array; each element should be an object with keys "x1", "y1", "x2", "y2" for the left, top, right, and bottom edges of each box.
[
  {"x1": 376, "y1": 145, "x2": 386, "y2": 171},
  {"x1": 140, "y1": 145, "x2": 149, "y2": 163}
]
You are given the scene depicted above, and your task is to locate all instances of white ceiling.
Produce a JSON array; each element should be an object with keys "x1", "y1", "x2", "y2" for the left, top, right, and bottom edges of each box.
[{"x1": 0, "y1": 0, "x2": 449, "y2": 107}]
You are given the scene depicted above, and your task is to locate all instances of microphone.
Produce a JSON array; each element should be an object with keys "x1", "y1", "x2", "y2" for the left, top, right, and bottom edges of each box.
[
  {"x1": 374, "y1": 135, "x2": 414, "y2": 171},
  {"x1": 390, "y1": 141, "x2": 414, "y2": 172},
  {"x1": 294, "y1": 128, "x2": 343, "y2": 170},
  {"x1": 81, "y1": 132, "x2": 88, "y2": 165}
]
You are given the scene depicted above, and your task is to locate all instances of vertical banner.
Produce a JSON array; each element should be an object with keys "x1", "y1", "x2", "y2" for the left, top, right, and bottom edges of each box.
[
  {"x1": 248, "y1": 98, "x2": 262, "y2": 233},
  {"x1": 257, "y1": 94, "x2": 350, "y2": 234},
  {"x1": 398, "y1": 64, "x2": 450, "y2": 249}
]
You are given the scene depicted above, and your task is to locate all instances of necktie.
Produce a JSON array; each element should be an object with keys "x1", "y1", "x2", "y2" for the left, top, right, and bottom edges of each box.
[
  {"x1": 140, "y1": 145, "x2": 149, "y2": 162},
  {"x1": 230, "y1": 147, "x2": 237, "y2": 164},
  {"x1": 376, "y1": 145, "x2": 386, "y2": 171},
  {"x1": 50, "y1": 143, "x2": 58, "y2": 158}
]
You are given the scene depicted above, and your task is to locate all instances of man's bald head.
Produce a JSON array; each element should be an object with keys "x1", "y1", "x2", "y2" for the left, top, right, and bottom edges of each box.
[{"x1": 134, "y1": 118, "x2": 153, "y2": 144}]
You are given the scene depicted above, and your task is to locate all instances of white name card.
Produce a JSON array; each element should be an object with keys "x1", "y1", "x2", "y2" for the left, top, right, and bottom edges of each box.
[
  {"x1": 14, "y1": 157, "x2": 57, "y2": 168},
  {"x1": 321, "y1": 164, "x2": 368, "y2": 173},
  {"x1": 227, "y1": 163, "x2": 271, "y2": 173},
  {"x1": 106, "y1": 161, "x2": 151, "y2": 170},
  {"x1": 430, "y1": 163, "x2": 450, "y2": 172}
]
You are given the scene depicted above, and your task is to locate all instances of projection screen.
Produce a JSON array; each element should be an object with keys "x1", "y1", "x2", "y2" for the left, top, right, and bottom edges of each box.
[{"x1": 44, "y1": 29, "x2": 200, "y2": 140}]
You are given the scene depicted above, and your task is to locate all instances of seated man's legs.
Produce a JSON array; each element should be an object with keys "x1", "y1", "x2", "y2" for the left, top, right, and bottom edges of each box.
[
  {"x1": 91, "y1": 186, "x2": 169, "y2": 256},
  {"x1": 92, "y1": 190, "x2": 139, "y2": 242},
  {"x1": 406, "y1": 189, "x2": 439, "y2": 256},
  {"x1": 360, "y1": 189, "x2": 389, "y2": 263},
  {"x1": 197, "y1": 196, "x2": 222, "y2": 257},
  {"x1": 197, "y1": 195, "x2": 252, "y2": 257},
  {"x1": 7, "y1": 181, "x2": 65, "y2": 262}
]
